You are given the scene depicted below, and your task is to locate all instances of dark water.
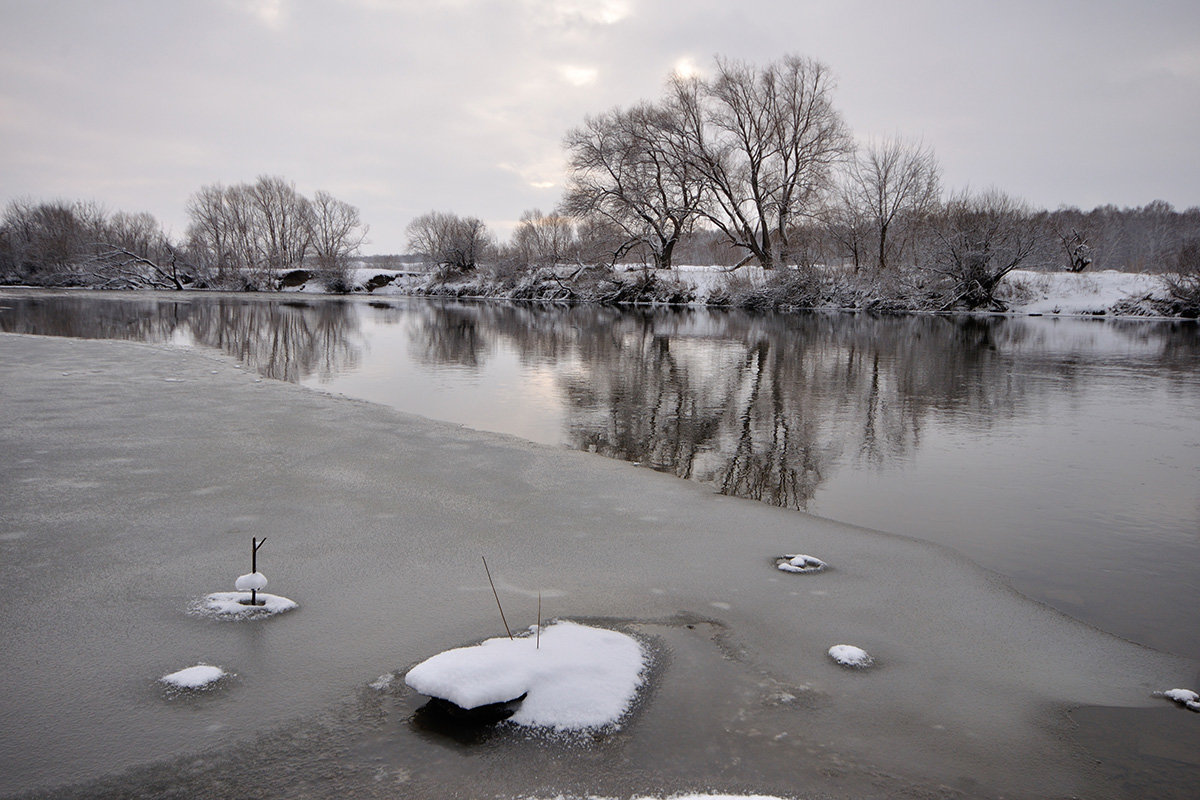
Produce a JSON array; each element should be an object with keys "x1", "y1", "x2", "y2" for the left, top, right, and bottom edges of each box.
[{"x1": 3, "y1": 289, "x2": 1199, "y2": 662}]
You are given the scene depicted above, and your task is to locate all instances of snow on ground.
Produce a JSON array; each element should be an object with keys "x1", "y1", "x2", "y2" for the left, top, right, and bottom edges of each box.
[
  {"x1": 343, "y1": 264, "x2": 1173, "y2": 317},
  {"x1": 405, "y1": 620, "x2": 646, "y2": 731},
  {"x1": 828, "y1": 645, "x2": 874, "y2": 669},
  {"x1": 1000, "y1": 269, "x2": 1168, "y2": 315},
  {"x1": 775, "y1": 554, "x2": 827, "y2": 574},
  {"x1": 160, "y1": 664, "x2": 227, "y2": 689},
  {"x1": 192, "y1": 591, "x2": 298, "y2": 618}
]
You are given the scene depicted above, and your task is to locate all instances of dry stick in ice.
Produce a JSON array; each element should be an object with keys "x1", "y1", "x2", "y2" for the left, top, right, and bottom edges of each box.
[{"x1": 482, "y1": 556, "x2": 513, "y2": 639}]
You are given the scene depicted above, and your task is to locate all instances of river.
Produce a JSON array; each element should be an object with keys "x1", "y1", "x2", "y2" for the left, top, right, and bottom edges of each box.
[
  {"x1": 3, "y1": 288, "x2": 1200, "y2": 799},
  {"x1": 4, "y1": 290, "x2": 1198, "y2": 661}
]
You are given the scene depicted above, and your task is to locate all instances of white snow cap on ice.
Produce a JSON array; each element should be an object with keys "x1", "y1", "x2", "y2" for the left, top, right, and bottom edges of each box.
[
  {"x1": 405, "y1": 620, "x2": 646, "y2": 731},
  {"x1": 828, "y1": 644, "x2": 874, "y2": 668},
  {"x1": 235, "y1": 571, "x2": 268, "y2": 591},
  {"x1": 195, "y1": 591, "x2": 298, "y2": 617},
  {"x1": 161, "y1": 664, "x2": 226, "y2": 689},
  {"x1": 632, "y1": 795, "x2": 790, "y2": 800},
  {"x1": 1156, "y1": 688, "x2": 1200, "y2": 711},
  {"x1": 776, "y1": 554, "x2": 827, "y2": 573}
]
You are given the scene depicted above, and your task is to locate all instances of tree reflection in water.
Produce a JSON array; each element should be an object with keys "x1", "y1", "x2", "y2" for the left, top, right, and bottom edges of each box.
[
  {"x1": 186, "y1": 299, "x2": 361, "y2": 383},
  {"x1": 0, "y1": 292, "x2": 364, "y2": 384},
  {"x1": 398, "y1": 304, "x2": 1049, "y2": 509},
  {"x1": 4, "y1": 292, "x2": 1198, "y2": 512}
]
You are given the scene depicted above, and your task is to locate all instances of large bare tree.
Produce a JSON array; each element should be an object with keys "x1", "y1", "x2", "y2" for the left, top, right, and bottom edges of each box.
[
  {"x1": 669, "y1": 55, "x2": 852, "y2": 269},
  {"x1": 562, "y1": 102, "x2": 702, "y2": 269}
]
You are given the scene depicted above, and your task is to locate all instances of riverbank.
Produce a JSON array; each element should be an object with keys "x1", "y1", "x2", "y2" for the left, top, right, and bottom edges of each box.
[
  {"x1": 324, "y1": 265, "x2": 1190, "y2": 318},
  {"x1": 1, "y1": 333, "x2": 1197, "y2": 799}
]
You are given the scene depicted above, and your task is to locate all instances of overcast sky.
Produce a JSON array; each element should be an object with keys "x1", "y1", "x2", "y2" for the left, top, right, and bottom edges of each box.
[{"x1": 2, "y1": 0, "x2": 1198, "y2": 253}]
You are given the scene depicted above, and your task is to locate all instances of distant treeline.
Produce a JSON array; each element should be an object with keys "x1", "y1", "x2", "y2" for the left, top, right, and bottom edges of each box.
[
  {"x1": 2, "y1": 54, "x2": 1199, "y2": 314},
  {"x1": 0, "y1": 176, "x2": 368, "y2": 292}
]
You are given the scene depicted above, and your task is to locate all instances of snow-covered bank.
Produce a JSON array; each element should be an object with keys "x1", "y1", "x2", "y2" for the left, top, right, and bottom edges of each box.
[
  {"x1": 327, "y1": 265, "x2": 1190, "y2": 318},
  {"x1": 1000, "y1": 269, "x2": 1172, "y2": 316}
]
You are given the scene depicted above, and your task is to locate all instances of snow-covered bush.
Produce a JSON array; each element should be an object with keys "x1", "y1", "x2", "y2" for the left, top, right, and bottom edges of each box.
[{"x1": 1162, "y1": 239, "x2": 1200, "y2": 317}]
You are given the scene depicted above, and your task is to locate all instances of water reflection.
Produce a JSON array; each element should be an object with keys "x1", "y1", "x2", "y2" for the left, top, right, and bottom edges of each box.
[
  {"x1": 391, "y1": 303, "x2": 1200, "y2": 510},
  {"x1": 0, "y1": 292, "x2": 363, "y2": 383},
  {"x1": 6, "y1": 292, "x2": 1197, "y2": 515}
]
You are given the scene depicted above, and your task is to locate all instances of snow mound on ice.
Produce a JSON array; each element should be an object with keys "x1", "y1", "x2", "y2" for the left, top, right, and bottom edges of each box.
[
  {"x1": 192, "y1": 591, "x2": 298, "y2": 618},
  {"x1": 636, "y1": 796, "x2": 791, "y2": 800},
  {"x1": 405, "y1": 620, "x2": 646, "y2": 731},
  {"x1": 234, "y1": 571, "x2": 268, "y2": 591},
  {"x1": 1155, "y1": 688, "x2": 1200, "y2": 711},
  {"x1": 828, "y1": 644, "x2": 874, "y2": 668},
  {"x1": 775, "y1": 553, "x2": 827, "y2": 573},
  {"x1": 161, "y1": 664, "x2": 227, "y2": 689}
]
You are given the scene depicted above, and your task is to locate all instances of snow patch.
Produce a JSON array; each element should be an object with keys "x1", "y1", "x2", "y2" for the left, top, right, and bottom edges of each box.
[
  {"x1": 1155, "y1": 688, "x2": 1200, "y2": 711},
  {"x1": 405, "y1": 620, "x2": 646, "y2": 732},
  {"x1": 775, "y1": 554, "x2": 827, "y2": 574},
  {"x1": 161, "y1": 664, "x2": 227, "y2": 689},
  {"x1": 828, "y1": 644, "x2": 874, "y2": 669},
  {"x1": 234, "y1": 571, "x2": 267, "y2": 591},
  {"x1": 192, "y1": 591, "x2": 298, "y2": 618},
  {"x1": 636, "y1": 796, "x2": 791, "y2": 800}
]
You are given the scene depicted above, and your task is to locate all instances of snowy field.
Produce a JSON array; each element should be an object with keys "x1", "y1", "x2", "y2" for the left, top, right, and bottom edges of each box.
[{"x1": 1000, "y1": 269, "x2": 1172, "y2": 315}]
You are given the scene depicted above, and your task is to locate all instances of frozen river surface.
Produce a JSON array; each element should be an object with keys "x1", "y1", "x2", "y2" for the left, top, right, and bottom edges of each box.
[{"x1": 1, "y1": 291, "x2": 1199, "y2": 799}]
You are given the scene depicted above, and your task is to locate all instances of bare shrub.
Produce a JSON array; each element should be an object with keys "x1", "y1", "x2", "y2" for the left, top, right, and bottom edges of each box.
[{"x1": 1162, "y1": 239, "x2": 1200, "y2": 317}]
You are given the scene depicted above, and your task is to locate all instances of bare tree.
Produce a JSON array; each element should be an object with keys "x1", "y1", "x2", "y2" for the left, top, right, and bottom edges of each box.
[
  {"x1": 573, "y1": 214, "x2": 627, "y2": 267},
  {"x1": 669, "y1": 55, "x2": 852, "y2": 269},
  {"x1": 0, "y1": 199, "x2": 110, "y2": 282},
  {"x1": 562, "y1": 102, "x2": 702, "y2": 269},
  {"x1": 308, "y1": 190, "x2": 368, "y2": 289},
  {"x1": 248, "y1": 175, "x2": 312, "y2": 272},
  {"x1": 1057, "y1": 227, "x2": 1093, "y2": 273},
  {"x1": 843, "y1": 136, "x2": 941, "y2": 271},
  {"x1": 926, "y1": 189, "x2": 1045, "y2": 310},
  {"x1": 406, "y1": 211, "x2": 491, "y2": 275},
  {"x1": 186, "y1": 177, "x2": 320, "y2": 288},
  {"x1": 86, "y1": 243, "x2": 195, "y2": 290},
  {"x1": 823, "y1": 190, "x2": 871, "y2": 270},
  {"x1": 185, "y1": 183, "x2": 264, "y2": 285},
  {"x1": 510, "y1": 208, "x2": 577, "y2": 268},
  {"x1": 105, "y1": 211, "x2": 170, "y2": 262}
]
